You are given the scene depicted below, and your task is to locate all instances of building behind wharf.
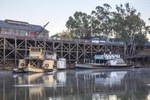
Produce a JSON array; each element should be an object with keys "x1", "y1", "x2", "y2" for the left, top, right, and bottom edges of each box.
[
  {"x1": 0, "y1": 19, "x2": 133, "y2": 70},
  {"x1": 0, "y1": 19, "x2": 49, "y2": 38}
]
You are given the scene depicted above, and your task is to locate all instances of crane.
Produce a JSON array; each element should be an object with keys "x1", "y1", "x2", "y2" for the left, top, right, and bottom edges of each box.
[{"x1": 35, "y1": 22, "x2": 49, "y2": 38}]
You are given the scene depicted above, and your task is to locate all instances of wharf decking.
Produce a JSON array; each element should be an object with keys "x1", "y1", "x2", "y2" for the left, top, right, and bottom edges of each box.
[{"x1": 125, "y1": 55, "x2": 150, "y2": 59}]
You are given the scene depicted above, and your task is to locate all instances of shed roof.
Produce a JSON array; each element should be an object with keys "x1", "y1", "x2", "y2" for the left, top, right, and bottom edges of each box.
[
  {"x1": 144, "y1": 42, "x2": 150, "y2": 46},
  {"x1": 0, "y1": 19, "x2": 48, "y2": 33}
]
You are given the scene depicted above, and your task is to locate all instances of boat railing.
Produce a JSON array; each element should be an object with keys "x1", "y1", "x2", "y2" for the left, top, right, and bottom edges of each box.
[
  {"x1": 84, "y1": 59, "x2": 91, "y2": 63},
  {"x1": 94, "y1": 54, "x2": 121, "y2": 60}
]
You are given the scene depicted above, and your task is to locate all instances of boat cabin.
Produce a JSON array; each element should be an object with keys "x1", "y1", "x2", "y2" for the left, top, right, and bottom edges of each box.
[
  {"x1": 45, "y1": 51, "x2": 57, "y2": 60},
  {"x1": 28, "y1": 47, "x2": 57, "y2": 60},
  {"x1": 94, "y1": 52, "x2": 121, "y2": 64},
  {"x1": 29, "y1": 47, "x2": 44, "y2": 59}
]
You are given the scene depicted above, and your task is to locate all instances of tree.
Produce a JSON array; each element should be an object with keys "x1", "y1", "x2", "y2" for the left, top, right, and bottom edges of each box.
[
  {"x1": 111, "y1": 3, "x2": 148, "y2": 41},
  {"x1": 111, "y1": 3, "x2": 148, "y2": 54},
  {"x1": 91, "y1": 3, "x2": 112, "y2": 37},
  {"x1": 66, "y1": 11, "x2": 92, "y2": 39}
]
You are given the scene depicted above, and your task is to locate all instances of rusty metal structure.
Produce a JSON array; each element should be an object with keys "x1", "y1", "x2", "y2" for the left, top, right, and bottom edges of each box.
[{"x1": 0, "y1": 34, "x2": 126, "y2": 70}]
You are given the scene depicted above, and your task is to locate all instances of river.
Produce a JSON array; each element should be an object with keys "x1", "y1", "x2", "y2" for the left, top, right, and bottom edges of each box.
[{"x1": 0, "y1": 68, "x2": 150, "y2": 100}]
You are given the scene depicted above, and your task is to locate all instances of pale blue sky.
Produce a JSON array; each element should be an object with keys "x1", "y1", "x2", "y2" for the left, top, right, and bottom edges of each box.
[{"x1": 0, "y1": 0, "x2": 150, "y2": 36}]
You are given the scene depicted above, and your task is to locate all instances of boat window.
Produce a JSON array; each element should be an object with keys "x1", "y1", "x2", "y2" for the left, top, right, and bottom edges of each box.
[
  {"x1": 30, "y1": 48, "x2": 42, "y2": 54},
  {"x1": 96, "y1": 52, "x2": 103, "y2": 55}
]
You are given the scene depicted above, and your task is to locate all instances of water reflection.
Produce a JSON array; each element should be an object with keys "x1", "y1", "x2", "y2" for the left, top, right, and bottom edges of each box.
[
  {"x1": 75, "y1": 70, "x2": 128, "y2": 100},
  {"x1": 0, "y1": 68, "x2": 150, "y2": 100}
]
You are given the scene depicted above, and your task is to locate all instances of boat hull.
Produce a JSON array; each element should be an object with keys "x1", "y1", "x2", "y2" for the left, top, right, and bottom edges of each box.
[
  {"x1": 13, "y1": 68, "x2": 28, "y2": 73},
  {"x1": 75, "y1": 63, "x2": 134, "y2": 69},
  {"x1": 13, "y1": 66, "x2": 53, "y2": 73},
  {"x1": 24, "y1": 66, "x2": 53, "y2": 73}
]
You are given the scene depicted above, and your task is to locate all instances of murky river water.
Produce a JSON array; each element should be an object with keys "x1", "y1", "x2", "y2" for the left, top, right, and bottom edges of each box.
[{"x1": 0, "y1": 68, "x2": 150, "y2": 100}]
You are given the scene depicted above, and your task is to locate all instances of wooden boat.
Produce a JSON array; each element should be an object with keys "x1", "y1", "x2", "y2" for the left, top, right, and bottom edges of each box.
[
  {"x1": 75, "y1": 52, "x2": 134, "y2": 69},
  {"x1": 13, "y1": 47, "x2": 56, "y2": 73}
]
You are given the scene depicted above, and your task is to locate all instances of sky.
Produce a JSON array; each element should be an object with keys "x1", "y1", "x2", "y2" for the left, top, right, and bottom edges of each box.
[{"x1": 0, "y1": 0, "x2": 150, "y2": 36}]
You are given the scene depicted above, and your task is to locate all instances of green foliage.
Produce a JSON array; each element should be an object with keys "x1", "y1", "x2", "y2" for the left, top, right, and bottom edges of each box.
[
  {"x1": 91, "y1": 3, "x2": 112, "y2": 37},
  {"x1": 66, "y1": 11, "x2": 92, "y2": 39},
  {"x1": 111, "y1": 3, "x2": 148, "y2": 44},
  {"x1": 51, "y1": 31, "x2": 72, "y2": 38},
  {"x1": 135, "y1": 34, "x2": 148, "y2": 45}
]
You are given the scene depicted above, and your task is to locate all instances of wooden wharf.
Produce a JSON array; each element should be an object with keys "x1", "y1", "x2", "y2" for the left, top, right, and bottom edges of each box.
[
  {"x1": 0, "y1": 34, "x2": 145, "y2": 70},
  {"x1": 124, "y1": 54, "x2": 150, "y2": 67},
  {"x1": 125, "y1": 55, "x2": 150, "y2": 59}
]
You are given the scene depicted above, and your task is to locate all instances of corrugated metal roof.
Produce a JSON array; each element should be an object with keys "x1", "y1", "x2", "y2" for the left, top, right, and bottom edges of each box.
[{"x1": 0, "y1": 20, "x2": 48, "y2": 32}]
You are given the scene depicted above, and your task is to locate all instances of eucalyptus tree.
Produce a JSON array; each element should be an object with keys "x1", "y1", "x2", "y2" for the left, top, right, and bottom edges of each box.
[
  {"x1": 91, "y1": 3, "x2": 112, "y2": 37},
  {"x1": 66, "y1": 11, "x2": 92, "y2": 39},
  {"x1": 112, "y1": 3, "x2": 148, "y2": 42},
  {"x1": 111, "y1": 4, "x2": 126, "y2": 40},
  {"x1": 112, "y1": 3, "x2": 148, "y2": 54}
]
